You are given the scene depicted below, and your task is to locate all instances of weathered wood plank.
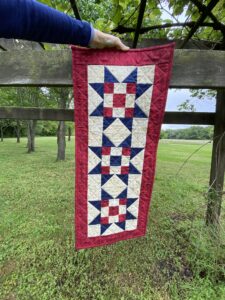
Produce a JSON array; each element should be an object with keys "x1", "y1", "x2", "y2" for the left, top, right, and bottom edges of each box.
[
  {"x1": 0, "y1": 49, "x2": 225, "y2": 88},
  {"x1": 206, "y1": 89, "x2": 225, "y2": 225},
  {"x1": 0, "y1": 107, "x2": 215, "y2": 124}
]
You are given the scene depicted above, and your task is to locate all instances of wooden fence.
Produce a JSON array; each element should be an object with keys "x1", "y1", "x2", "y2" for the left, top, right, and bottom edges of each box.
[{"x1": 0, "y1": 48, "x2": 224, "y2": 225}]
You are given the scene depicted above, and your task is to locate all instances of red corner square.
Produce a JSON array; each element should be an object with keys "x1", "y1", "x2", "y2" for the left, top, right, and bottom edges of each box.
[
  {"x1": 101, "y1": 200, "x2": 109, "y2": 207},
  {"x1": 119, "y1": 198, "x2": 127, "y2": 205},
  {"x1": 104, "y1": 83, "x2": 114, "y2": 93},
  {"x1": 101, "y1": 166, "x2": 110, "y2": 174},
  {"x1": 113, "y1": 94, "x2": 126, "y2": 107},
  {"x1": 102, "y1": 147, "x2": 111, "y2": 155},
  {"x1": 125, "y1": 108, "x2": 134, "y2": 118},
  {"x1": 122, "y1": 147, "x2": 131, "y2": 156},
  {"x1": 126, "y1": 83, "x2": 136, "y2": 94},
  {"x1": 109, "y1": 206, "x2": 119, "y2": 216},
  {"x1": 119, "y1": 214, "x2": 126, "y2": 222},
  {"x1": 103, "y1": 107, "x2": 113, "y2": 117},
  {"x1": 101, "y1": 217, "x2": 109, "y2": 224},
  {"x1": 121, "y1": 166, "x2": 129, "y2": 174}
]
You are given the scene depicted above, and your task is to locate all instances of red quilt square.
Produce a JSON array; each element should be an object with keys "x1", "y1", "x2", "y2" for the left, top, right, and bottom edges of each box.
[
  {"x1": 121, "y1": 166, "x2": 129, "y2": 174},
  {"x1": 101, "y1": 200, "x2": 109, "y2": 207},
  {"x1": 126, "y1": 83, "x2": 136, "y2": 94},
  {"x1": 101, "y1": 217, "x2": 109, "y2": 224},
  {"x1": 122, "y1": 147, "x2": 131, "y2": 156},
  {"x1": 101, "y1": 166, "x2": 110, "y2": 174},
  {"x1": 119, "y1": 198, "x2": 127, "y2": 205},
  {"x1": 104, "y1": 83, "x2": 114, "y2": 93},
  {"x1": 109, "y1": 206, "x2": 119, "y2": 216},
  {"x1": 113, "y1": 94, "x2": 126, "y2": 107},
  {"x1": 102, "y1": 147, "x2": 111, "y2": 155},
  {"x1": 119, "y1": 214, "x2": 126, "y2": 222},
  {"x1": 125, "y1": 108, "x2": 134, "y2": 118},
  {"x1": 103, "y1": 107, "x2": 113, "y2": 117}
]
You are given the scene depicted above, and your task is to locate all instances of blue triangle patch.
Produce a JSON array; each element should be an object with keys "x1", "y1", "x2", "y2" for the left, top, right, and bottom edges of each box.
[
  {"x1": 127, "y1": 198, "x2": 138, "y2": 208},
  {"x1": 129, "y1": 162, "x2": 141, "y2": 174},
  {"x1": 117, "y1": 188, "x2": 127, "y2": 198},
  {"x1": 115, "y1": 221, "x2": 126, "y2": 230},
  {"x1": 90, "y1": 102, "x2": 103, "y2": 116},
  {"x1": 133, "y1": 104, "x2": 147, "y2": 118},
  {"x1": 120, "y1": 118, "x2": 133, "y2": 131},
  {"x1": 136, "y1": 83, "x2": 152, "y2": 99},
  {"x1": 103, "y1": 117, "x2": 116, "y2": 130},
  {"x1": 119, "y1": 134, "x2": 132, "y2": 147},
  {"x1": 104, "y1": 67, "x2": 119, "y2": 83},
  {"x1": 117, "y1": 174, "x2": 128, "y2": 185},
  {"x1": 102, "y1": 134, "x2": 115, "y2": 147},
  {"x1": 101, "y1": 223, "x2": 112, "y2": 235},
  {"x1": 89, "y1": 162, "x2": 101, "y2": 174},
  {"x1": 126, "y1": 211, "x2": 136, "y2": 220},
  {"x1": 89, "y1": 201, "x2": 101, "y2": 210},
  {"x1": 89, "y1": 83, "x2": 104, "y2": 99},
  {"x1": 89, "y1": 214, "x2": 101, "y2": 225},
  {"x1": 101, "y1": 174, "x2": 113, "y2": 186},
  {"x1": 130, "y1": 148, "x2": 143, "y2": 159},
  {"x1": 89, "y1": 147, "x2": 102, "y2": 159},
  {"x1": 101, "y1": 188, "x2": 113, "y2": 199},
  {"x1": 123, "y1": 68, "x2": 137, "y2": 83}
]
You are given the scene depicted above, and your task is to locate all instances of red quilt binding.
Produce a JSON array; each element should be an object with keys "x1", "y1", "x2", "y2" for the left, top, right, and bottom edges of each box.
[{"x1": 72, "y1": 43, "x2": 175, "y2": 249}]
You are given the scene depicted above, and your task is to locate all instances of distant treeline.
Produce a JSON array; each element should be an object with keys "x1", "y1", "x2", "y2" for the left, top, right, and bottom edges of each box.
[
  {"x1": 160, "y1": 126, "x2": 213, "y2": 140},
  {"x1": 1, "y1": 120, "x2": 74, "y2": 138}
]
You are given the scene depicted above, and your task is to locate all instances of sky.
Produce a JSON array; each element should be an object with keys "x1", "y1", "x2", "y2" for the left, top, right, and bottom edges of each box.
[
  {"x1": 160, "y1": 4, "x2": 216, "y2": 129},
  {"x1": 162, "y1": 89, "x2": 216, "y2": 129}
]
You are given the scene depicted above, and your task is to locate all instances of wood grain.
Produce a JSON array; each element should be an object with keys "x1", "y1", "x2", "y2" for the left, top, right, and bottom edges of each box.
[
  {"x1": 0, "y1": 107, "x2": 215, "y2": 124},
  {"x1": 0, "y1": 49, "x2": 225, "y2": 88}
]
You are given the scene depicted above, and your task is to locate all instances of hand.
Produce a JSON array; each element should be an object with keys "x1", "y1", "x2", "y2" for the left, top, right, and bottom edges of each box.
[{"x1": 89, "y1": 29, "x2": 129, "y2": 51}]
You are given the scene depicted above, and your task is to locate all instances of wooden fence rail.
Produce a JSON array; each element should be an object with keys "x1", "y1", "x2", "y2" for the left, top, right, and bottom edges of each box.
[
  {"x1": 0, "y1": 48, "x2": 224, "y2": 226},
  {"x1": 0, "y1": 49, "x2": 225, "y2": 88},
  {"x1": 0, "y1": 107, "x2": 215, "y2": 125}
]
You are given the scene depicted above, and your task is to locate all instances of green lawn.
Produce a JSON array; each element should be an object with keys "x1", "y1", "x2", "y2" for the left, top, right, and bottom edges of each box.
[{"x1": 0, "y1": 137, "x2": 224, "y2": 300}]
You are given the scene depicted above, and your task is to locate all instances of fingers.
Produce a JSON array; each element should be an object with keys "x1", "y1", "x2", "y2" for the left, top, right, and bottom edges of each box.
[
  {"x1": 114, "y1": 37, "x2": 130, "y2": 51},
  {"x1": 89, "y1": 29, "x2": 129, "y2": 51}
]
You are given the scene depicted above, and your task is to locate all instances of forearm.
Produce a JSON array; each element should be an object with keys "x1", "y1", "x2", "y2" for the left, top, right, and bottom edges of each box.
[{"x1": 0, "y1": 0, "x2": 92, "y2": 46}]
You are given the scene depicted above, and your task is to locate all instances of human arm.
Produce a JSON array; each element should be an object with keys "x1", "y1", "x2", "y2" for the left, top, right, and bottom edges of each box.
[{"x1": 0, "y1": 0, "x2": 129, "y2": 50}]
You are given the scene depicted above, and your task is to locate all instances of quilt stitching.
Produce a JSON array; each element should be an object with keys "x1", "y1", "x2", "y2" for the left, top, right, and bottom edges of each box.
[{"x1": 72, "y1": 43, "x2": 175, "y2": 249}]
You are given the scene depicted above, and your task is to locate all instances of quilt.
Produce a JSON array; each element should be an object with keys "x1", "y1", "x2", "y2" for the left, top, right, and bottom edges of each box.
[{"x1": 72, "y1": 43, "x2": 174, "y2": 249}]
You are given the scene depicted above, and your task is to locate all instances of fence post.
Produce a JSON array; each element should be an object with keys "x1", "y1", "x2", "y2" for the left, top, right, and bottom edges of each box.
[{"x1": 206, "y1": 89, "x2": 225, "y2": 225}]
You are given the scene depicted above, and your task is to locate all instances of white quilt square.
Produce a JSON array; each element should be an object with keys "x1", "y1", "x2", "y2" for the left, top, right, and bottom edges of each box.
[
  {"x1": 102, "y1": 155, "x2": 110, "y2": 166},
  {"x1": 137, "y1": 65, "x2": 155, "y2": 84},
  {"x1": 101, "y1": 207, "x2": 109, "y2": 217},
  {"x1": 125, "y1": 94, "x2": 135, "y2": 108},
  {"x1": 104, "y1": 94, "x2": 113, "y2": 107},
  {"x1": 88, "y1": 224, "x2": 101, "y2": 237},
  {"x1": 109, "y1": 215, "x2": 119, "y2": 223},
  {"x1": 121, "y1": 155, "x2": 130, "y2": 166},
  {"x1": 114, "y1": 83, "x2": 127, "y2": 93},
  {"x1": 112, "y1": 108, "x2": 125, "y2": 118},
  {"x1": 88, "y1": 175, "x2": 102, "y2": 200},
  {"x1": 88, "y1": 65, "x2": 104, "y2": 83},
  {"x1": 111, "y1": 147, "x2": 122, "y2": 156},
  {"x1": 89, "y1": 117, "x2": 103, "y2": 147}
]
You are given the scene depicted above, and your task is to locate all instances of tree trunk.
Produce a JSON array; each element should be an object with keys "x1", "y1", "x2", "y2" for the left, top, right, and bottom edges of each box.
[
  {"x1": 206, "y1": 89, "x2": 225, "y2": 226},
  {"x1": 27, "y1": 120, "x2": 37, "y2": 153},
  {"x1": 57, "y1": 121, "x2": 66, "y2": 160},
  {"x1": 68, "y1": 127, "x2": 71, "y2": 142},
  {"x1": 15, "y1": 120, "x2": 21, "y2": 143},
  {"x1": 0, "y1": 126, "x2": 3, "y2": 142},
  {"x1": 56, "y1": 88, "x2": 67, "y2": 161}
]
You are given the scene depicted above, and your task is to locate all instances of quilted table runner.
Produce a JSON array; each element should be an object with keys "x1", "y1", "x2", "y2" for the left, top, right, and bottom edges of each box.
[{"x1": 72, "y1": 43, "x2": 174, "y2": 249}]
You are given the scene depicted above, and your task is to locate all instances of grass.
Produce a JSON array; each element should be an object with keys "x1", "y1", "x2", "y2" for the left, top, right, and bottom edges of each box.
[{"x1": 0, "y1": 137, "x2": 225, "y2": 300}]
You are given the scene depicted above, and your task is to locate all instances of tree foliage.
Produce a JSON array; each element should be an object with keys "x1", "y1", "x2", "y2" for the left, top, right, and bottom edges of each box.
[{"x1": 161, "y1": 125, "x2": 214, "y2": 140}]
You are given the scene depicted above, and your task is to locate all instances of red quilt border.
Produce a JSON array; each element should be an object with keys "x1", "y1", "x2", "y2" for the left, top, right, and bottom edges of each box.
[{"x1": 72, "y1": 43, "x2": 175, "y2": 249}]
